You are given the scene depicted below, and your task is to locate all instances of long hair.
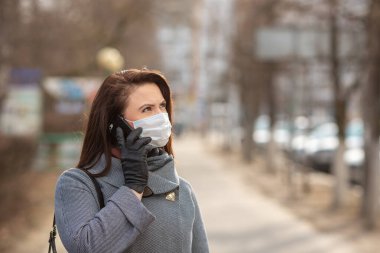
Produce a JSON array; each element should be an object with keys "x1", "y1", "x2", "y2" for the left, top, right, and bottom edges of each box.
[{"x1": 77, "y1": 68, "x2": 174, "y2": 177}]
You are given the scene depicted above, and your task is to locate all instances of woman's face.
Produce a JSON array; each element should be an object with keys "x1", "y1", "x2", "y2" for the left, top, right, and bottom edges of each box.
[{"x1": 123, "y1": 82, "x2": 167, "y2": 122}]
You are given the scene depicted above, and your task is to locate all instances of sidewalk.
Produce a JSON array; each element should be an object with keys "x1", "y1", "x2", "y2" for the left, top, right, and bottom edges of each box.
[{"x1": 174, "y1": 134, "x2": 357, "y2": 253}]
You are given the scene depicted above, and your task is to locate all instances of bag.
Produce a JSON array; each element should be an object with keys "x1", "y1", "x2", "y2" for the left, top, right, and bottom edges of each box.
[{"x1": 48, "y1": 169, "x2": 105, "y2": 253}]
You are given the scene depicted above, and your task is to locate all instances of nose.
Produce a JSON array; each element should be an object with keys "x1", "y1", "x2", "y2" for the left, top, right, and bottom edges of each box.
[{"x1": 153, "y1": 107, "x2": 163, "y2": 114}]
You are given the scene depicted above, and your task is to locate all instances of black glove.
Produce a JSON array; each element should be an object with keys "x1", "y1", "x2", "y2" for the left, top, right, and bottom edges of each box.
[{"x1": 116, "y1": 127, "x2": 153, "y2": 193}]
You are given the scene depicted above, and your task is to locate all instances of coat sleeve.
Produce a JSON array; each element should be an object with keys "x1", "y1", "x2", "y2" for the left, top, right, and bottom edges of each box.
[
  {"x1": 190, "y1": 190, "x2": 210, "y2": 253},
  {"x1": 55, "y1": 169, "x2": 155, "y2": 253}
]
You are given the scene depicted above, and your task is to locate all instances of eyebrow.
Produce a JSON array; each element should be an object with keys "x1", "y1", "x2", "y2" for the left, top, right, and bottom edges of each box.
[{"x1": 138, "y1": 100, "x2": 166, "y2": 110}]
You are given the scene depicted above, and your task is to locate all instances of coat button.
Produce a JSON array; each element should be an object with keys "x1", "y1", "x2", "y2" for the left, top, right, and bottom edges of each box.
[{"x1": 165, "y1": 191, "x2": 176, "y2": 201}]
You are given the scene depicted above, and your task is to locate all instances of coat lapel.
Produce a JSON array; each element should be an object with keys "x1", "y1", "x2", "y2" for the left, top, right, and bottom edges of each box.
[{"x1": 147, "y1": 159, "x2": 179, "y2": 194}]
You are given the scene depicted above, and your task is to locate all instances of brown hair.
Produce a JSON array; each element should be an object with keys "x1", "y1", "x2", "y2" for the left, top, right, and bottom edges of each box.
[{"x1": 77, "y1": 68, "x2": 174, "y2": 177}]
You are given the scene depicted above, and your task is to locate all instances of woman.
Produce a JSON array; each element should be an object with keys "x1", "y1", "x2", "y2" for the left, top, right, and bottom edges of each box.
[{"x1": 54, "y1": 68, "x2": 209, "y2": 253}]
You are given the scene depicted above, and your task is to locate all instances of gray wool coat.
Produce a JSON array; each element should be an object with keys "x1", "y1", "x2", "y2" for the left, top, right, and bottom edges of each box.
[{"x1": 54, "y1": 152, "x2": 209, "y2": 253}]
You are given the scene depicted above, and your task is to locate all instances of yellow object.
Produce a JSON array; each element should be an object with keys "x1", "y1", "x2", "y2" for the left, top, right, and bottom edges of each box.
[{"x1": 165, "y1": 192, "x2": 176, "y2": 202}]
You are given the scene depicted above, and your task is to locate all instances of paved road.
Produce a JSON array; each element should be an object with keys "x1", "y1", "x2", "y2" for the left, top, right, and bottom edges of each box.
[{"x1": 174, "y1": 135, "x2": 356, "y2": 253}]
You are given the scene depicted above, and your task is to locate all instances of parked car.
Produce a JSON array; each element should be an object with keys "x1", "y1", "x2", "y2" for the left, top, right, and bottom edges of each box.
[
  {"x1": 253, "y1": 115, "x2": 270, "y2": 148},
  {"x1": 305, "y1": 122, "x2": 339, "y2": 172},
  {"x1": 254, "y1": 116, "x2": 367, "y2": 185},
  {"x1": 252, "y1": 115, "x2": 291, "y2": 149},
  {"x1": 273, "y1": 121, "x2": 291, "y2": 149},
  {"x1": 285, "y1": 116, "x2": 310, "y2": 164},
  {"x1": 344, "y1": 119, "x2": 364, "y2": 184},
  {"x1": 303, "y1": 119, "x2": 365, "y2": 182}
]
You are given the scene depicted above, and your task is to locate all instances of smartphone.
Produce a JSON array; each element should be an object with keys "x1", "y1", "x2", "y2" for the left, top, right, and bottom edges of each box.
[{"x1": 109, "y1": 115, "x2": 133, "y2": 142}]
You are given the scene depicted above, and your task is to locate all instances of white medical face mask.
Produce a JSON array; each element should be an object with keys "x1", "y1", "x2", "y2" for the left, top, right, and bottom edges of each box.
[{"x1": 128, "y1": 112, "x2": 172, "y2": 148}]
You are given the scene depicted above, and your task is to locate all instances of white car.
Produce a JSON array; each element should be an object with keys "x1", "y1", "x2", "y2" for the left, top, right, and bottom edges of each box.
[
  {"x1": 253, "y1": 115, "x2": 291, "y2": 149},
  {"x1": 305, "y1": 122, "x2": 339, "y2": 171}
]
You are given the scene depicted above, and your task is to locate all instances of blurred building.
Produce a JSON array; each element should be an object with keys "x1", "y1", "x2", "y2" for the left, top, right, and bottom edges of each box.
[
  {"x1": 197, "y1": 0, "x2": 239, "y2": 144},
  {"x1": 0, "y1": 68, "x2": 42, "y2": 136},
  {"x1": 154, "y1": 1, "x2": 192, "y2": 96},
  {"x1": 153, "y1": 0, "x2": 194, "y2": 130},
  {"x1": 153, "y1": 0, "x2": 236, "y2": 132}
]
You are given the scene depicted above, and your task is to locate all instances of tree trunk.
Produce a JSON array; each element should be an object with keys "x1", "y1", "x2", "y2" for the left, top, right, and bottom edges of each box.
[
  {"x1": 240, "y1": 84, "x2": 258, "y2": 162},
  {"x1": 0, "y1": 1, "x2": 19, "y2": 124},
  {"x1": 332, "y1": 140, "x2": 348, "y2": 208},
  {"x1": 242, "y1": 114, "x2": 254, "y2": 162},
  {"x1": 361, "y1": 0, "x2": 380, "y2": 230},
  {"x1": 265, "y1": 64, "x2": 277, "y2": 173},
  {"x1": 330, "y1": 0, "x2": 349, "y2": 208},
  {"x1": 362, "y1": 132, "x2": 380, "y2": 229}
]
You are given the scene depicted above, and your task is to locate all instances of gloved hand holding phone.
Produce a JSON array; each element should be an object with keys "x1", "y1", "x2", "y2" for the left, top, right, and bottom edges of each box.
[{"x1": 115, "y1": 127, "x2": 153, "y2": 194}]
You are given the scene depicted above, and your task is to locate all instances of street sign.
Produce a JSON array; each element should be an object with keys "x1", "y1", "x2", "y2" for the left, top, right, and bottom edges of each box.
[
  {"x1": 255, "y1": 26, "x2": 362, "y2": 61},
  {"x1": 42, "y1": 77, "x2": 101, "y2": 133}
]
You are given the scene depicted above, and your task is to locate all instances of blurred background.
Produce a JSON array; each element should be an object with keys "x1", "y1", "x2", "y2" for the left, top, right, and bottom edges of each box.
[{"x1": 1, "y1": 0, "x2": 380, "y2": 252}]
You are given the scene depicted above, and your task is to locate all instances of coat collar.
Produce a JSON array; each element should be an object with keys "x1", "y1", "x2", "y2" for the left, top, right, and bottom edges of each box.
[{"x1": 89, "y1": 153, "x2": 179, "y2": 195}]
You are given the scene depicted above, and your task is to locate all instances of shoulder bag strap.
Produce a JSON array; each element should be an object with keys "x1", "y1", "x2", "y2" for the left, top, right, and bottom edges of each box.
[
  {"x1": 48, "y1": 169, "x2": 105, "y2": 252},
  {"x1": 48, "y1": 215, "x2": 57, "y2": 253},
  {"x1": 80, "y1": 169, "x2": 105, "y2": 209}
]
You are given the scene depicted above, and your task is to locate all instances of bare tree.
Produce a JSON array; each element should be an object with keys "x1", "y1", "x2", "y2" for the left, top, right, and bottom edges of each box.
[
  {"x1": 6, "y1": 0, "x2": 160, "y2": 76},
  {"x1": 0, "y1": 0, "x2": 20, "y2": 121},
  {"x1": 230, "y1": 0, "x2": 268, "y2": 162},
  {"x1": 361, "y1": 0, "x2": 380, "y2": 230},
  {"x1": 328, "y1": 0, "x2": 368, "y2": 208},
  {"x1": 0, "y1": 0, "x2": 163, "y2": 175},
  {"x1": 328, "y1": 0, "x2": 350, "y2": 208},
  {"x1": 275, "y1": 0, "x2": 366, "y2": 208}
]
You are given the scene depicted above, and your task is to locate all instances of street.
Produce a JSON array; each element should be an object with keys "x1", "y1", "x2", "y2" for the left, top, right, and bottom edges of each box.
[{"x1": 174, "y1": 135, "x2": 356, "y2": 253}]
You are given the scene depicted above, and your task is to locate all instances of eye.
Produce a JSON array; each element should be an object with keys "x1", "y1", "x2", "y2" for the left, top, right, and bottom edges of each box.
[
  {"x1": 160, "y1": 102, "x2": 167, "y2": 109},
  {"x1": 142, "y1": 106, "x2": 152, "y2": 113}
]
